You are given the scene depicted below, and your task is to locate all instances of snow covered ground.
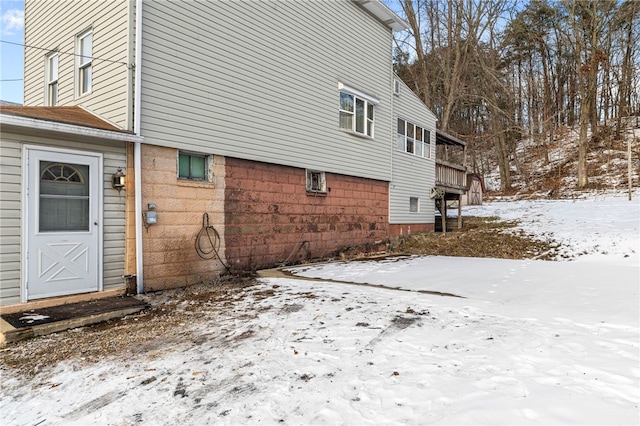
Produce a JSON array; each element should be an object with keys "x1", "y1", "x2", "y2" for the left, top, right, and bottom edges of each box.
[
  {"x1": 465, "y1": 191, "x2": 640, "y2": 265},
  {"x1": 1, "y1": 193, "x2": 639, "y2": 425}
]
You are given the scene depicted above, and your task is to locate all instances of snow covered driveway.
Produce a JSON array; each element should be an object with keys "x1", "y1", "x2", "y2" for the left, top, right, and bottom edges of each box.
[
  {"x1": 284, "y1": 256, "x2": 638, "y2": 424},
  {"x1": 1, "y1": 193, "x2": 638, "y2": 425}
]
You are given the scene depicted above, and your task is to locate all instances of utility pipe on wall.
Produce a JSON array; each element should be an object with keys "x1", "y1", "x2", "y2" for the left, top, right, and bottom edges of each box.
[{"x1": 134, "y1": 0, "x2": 144, "y2": 294}]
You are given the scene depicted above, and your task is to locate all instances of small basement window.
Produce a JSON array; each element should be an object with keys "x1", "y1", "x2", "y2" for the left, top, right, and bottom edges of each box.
[
  {"x1": 306, "y1": 170, "x2": 326, "y2": 193},
  {"x1": 409, "y1": 197, "x2": 420, "y2": 213},
  {"x1": 178, "y1": 151, "x2": 208, "y2": 180}
]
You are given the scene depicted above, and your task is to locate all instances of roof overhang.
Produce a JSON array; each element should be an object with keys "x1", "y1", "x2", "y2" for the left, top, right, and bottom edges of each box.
[
  {"x1": 0, "y1": 112, "x2": 143, "y2": 144},
  {"x1": 436, "y1": 130, "x2": 466, "y2": 147},
  {"x1": 353, "y1": 0, "x2": 409, "y2": 32}
]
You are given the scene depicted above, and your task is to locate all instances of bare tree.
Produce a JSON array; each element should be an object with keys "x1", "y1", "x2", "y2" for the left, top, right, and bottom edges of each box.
[
  {"x1": 615, "y1": 1, "x2": 640, "y2": 138},
  {"x1": 563, "y1": 0, "x2": 616, "y2": 188},
  {"x1": 392, "y1": 0, "x2": 637, "y2": 193},
  {"x1": 397, "y1": 0, "x2": 432, "y2": 108}
]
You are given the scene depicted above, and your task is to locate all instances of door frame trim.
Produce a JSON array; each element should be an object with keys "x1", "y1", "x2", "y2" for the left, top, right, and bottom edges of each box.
[{"x1": 22, "y1": 144, "x2": 104, "y2": 302}]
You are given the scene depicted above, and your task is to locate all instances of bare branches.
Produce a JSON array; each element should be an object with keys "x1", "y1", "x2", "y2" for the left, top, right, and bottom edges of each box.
[{"x1": 393, "y1": 0, "x2": 640, "y2": 191}]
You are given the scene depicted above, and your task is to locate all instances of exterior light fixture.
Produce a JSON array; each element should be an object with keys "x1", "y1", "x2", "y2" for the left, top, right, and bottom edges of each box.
[{"x1": 112, "y1": 168, "x2": 126, "y2": 192}]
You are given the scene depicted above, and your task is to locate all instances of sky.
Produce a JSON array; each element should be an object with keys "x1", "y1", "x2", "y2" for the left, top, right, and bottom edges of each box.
[
  {"x1": 1, "y1": 191, "x2": 638, "y2": 425},
  {"x1": 0, "y1": 0, "x2": 24, "y2": 104}
]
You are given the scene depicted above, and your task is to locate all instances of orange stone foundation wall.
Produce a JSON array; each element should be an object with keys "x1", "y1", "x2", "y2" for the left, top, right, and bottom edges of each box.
[
  {"x1": 126, "y1": 144, "x2": 226, "y2": 292},
  {"x1": 124, "y1": 147, "x2": 435, "y2": 290},
  {"x1": 388, "y1": 223, "x2": 434, "y2": 237},
  {"x1": 224, "y1": 157, "x2": 389, "y2": 271}
]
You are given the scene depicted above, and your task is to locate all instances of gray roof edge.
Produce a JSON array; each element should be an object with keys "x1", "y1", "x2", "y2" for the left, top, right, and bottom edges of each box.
[{"x1": 353, "y1": 0, "x2": 409, "y2": 32}]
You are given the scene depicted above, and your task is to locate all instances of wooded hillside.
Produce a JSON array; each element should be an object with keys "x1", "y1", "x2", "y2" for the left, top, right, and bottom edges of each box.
[{"x1": 390, "y1": 0, "x2": 640, "y2": 194}]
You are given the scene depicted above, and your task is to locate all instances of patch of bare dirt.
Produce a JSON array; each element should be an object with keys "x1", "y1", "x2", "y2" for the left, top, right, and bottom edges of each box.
[{"x1": 0, "y1": 279, "x2": 260, "y2": 377}]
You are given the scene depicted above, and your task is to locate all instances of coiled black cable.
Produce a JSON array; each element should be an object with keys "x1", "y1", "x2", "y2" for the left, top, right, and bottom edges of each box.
[{"x1": 196, "y1": 213, "x2": 231, "y2": 273}]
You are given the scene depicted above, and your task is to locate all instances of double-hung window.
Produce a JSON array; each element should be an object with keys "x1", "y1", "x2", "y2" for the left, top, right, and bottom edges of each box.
[
  {"x1": 45, "y1": 52, "x2": 58, "y2": 106},
  {"x1": 338, "y1": 83, "x2": 378, "y2": 138},
  {"x1": 76, "y1": 29, "x2": 92, "y2": 96},
  {"x1": 397, "y1": 118, "x2": 431, "y2": 158}
]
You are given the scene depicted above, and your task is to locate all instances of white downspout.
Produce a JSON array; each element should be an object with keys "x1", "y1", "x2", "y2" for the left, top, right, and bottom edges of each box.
[{"x1": 134, "y1": 0, "x2": 144, "y2": 294}]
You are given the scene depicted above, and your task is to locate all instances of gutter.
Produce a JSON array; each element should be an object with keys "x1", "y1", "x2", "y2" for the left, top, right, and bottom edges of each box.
[
  {"x1": 0, "y1": 113, "x2": 143, "y2": 143},
  {"x1": 134, "y1": 0, "x2": 144, "y2": 294}
]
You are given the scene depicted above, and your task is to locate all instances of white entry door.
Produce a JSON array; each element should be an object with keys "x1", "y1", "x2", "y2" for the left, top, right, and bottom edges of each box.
[{"x1": 25, "y1": 147, "x2": 102, "y2": 300}]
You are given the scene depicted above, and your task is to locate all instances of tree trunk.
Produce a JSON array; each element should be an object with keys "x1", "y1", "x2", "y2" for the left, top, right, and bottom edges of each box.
[
  {"x1": 577, "y1": 108, "x2": 590, "y2": 188},
  {"x1": 400, "y1": 0, "x2": 432, "y2": 108},
  {"x1": 494, "y1": 131, "x2": 512, "y2": 191},
  {"x1": 616, "y1": 1, "x2": 638, "y2": 138}
]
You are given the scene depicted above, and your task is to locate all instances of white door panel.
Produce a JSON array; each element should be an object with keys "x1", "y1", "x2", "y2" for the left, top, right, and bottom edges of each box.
[{"x1": 25, "y1": 148, "x2": 102, "y2": 300}]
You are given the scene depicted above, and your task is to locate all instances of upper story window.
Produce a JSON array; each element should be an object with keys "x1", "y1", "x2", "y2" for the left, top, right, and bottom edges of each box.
[
  {"x1": 338, "y1": 83, "x2": 378, "y2": 138},
  {"x1": 45, "y1": 52, "x2": 58, "y2": 106},
  {"x1": 76, "y1": 29, "x2": 92, "y2": 96},
  {"x1": 393, "y1": 79, "x2": 401, "y2": 96},
  {"x1": 397, "y1": 118, "x2": 431, "y2": 158}
]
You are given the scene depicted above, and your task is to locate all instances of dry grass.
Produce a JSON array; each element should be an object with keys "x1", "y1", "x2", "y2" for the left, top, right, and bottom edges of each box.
[{"x1": 395, "y1": 216, "x2": 559, "y2": 260}]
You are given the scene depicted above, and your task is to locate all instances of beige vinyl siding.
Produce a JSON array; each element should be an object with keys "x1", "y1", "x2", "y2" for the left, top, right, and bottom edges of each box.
[
  {"x1": 24, "y1": 0, "x2": 132, "y2": 129},
  {"x1": 0, "y1": 139, "x2": 22, "y2": 304},
  {"x1": 140, "y1": 1, "x2": 394, "y2": 182},
  {"x1": 0, "y1": 131, "x2": 127, "y2": 306},
  {"x1": 102, "y1": 152, "x2": 127, "y2": 289},
  {"x1": 390, "y1": 78, "x2": 437, "y2": 224}
]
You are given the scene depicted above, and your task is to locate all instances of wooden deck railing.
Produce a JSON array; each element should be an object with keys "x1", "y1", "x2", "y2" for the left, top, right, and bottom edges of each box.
[{"x1": 436, "y1": 159, "x2": 467, "y2": 193}]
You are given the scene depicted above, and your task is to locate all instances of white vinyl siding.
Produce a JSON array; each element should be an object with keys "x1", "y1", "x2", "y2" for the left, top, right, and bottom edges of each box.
[
  {"x1": 0, "y1": 131, "x2": 127, "y2": 306},
  {"x1": 390, "y1": 77, "x2": 437, "y2": 224},
  {"x1": 140, "y1": 1, "x2": 394, "y2": 181},
  {"x1": 24, "y1": 0, "x2": 132, "y2": 129}
]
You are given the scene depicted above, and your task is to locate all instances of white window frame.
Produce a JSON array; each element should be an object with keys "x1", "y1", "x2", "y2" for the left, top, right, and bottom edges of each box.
[
  {"x1": 338, "y1": 83, "x2": 379, "y2": 138},
  {"x1": 409, "y1": 197, "x2": 420, "y2": 213},
  {"x1": 397, "y1": 118, "x2": 431, "y2": 158},
  {"x1": 76, "y1": 28, "x2": 92, "y2": 97},
  {"x1": 306, "y1": 170, "x2": 326, "y2": 193},
  {"x1": 45, "y1": 52, "x2": 59, "y2": 106}
]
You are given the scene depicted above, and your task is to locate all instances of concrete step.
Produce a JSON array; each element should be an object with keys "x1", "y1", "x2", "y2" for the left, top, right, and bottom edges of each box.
[{"x1": 1, "y1": 296, "x2": 149, "y2": 345}]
